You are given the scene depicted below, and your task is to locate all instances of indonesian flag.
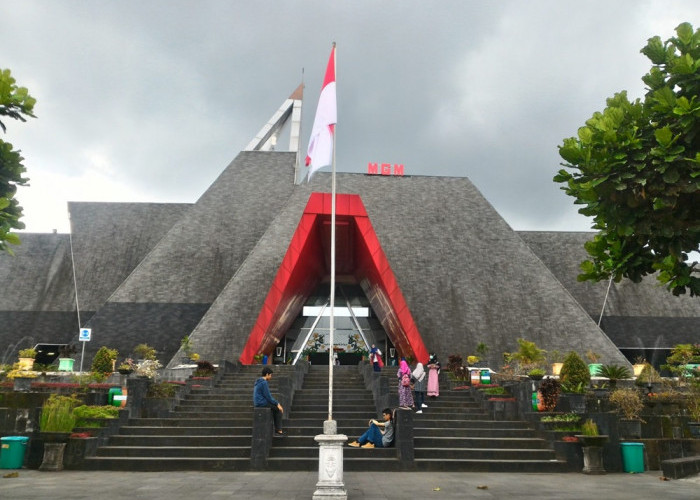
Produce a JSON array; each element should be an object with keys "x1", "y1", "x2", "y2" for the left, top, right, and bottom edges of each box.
[{"x1": 305, "y1": 45, "x2": 336, "y2": 181}]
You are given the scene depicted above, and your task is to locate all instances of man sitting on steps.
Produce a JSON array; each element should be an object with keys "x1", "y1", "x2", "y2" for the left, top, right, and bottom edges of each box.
[
  {"x1": 347, "y1": 408, "x2": 394, "y2": 448},
  {"x1": 253, "y1": 366, "x2": 285, "y2": 437}
]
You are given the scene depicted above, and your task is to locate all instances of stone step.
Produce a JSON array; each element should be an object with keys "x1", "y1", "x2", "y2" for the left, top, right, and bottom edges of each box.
[
  {"x1": 119, "y1": 426, "x2": 251, "y2": 436},
  {"x1": 96, "y1": 446, "x2": 250, "y2": 458},
  {"x1": 413, "y1": 447, "x2": 557, "y2": 460},
  {"x1": 412, "y1": 427, "x2": 539, "y2": 438},
  {"x1": 83, "y1": 456, "x2": 251, "y2": 472},
  {"x1": 128, "y1": 418, "x2": 248, "y2": 427},
  {"x1": 108, "y1": 435, "x2": 249, "y2": 447},
  {"x1": 264, "y1": 456, "x2": 402, "y2": 472},
  {"x1": 412, "y1": 458, "x2": 568, "y2": 473},
  {"x1": 414, "y1": 436, "x2": 550, "y2": 449}
]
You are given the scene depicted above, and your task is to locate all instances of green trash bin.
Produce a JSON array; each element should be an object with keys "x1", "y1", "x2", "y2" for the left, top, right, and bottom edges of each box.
[
  {"x1": 108, "y1": 386, "x2": 122, "y2": 407},
  {"x1": 620, "y1": 442, "x2": 645, "y2": 473},
  {"x1": 0, "y1": 436, "x2": 29, "y2": 469}
]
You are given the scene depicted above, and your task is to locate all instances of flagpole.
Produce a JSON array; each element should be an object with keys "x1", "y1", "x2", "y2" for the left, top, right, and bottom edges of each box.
[{"x1": 328, "y1": 42, "x2": 337, "y2": 422}]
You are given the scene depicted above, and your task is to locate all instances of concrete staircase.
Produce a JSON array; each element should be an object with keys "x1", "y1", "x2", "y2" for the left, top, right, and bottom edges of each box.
[
  {"x1": 84, "y1": 365, "x2": 291, "y2": 471},
  {"x1": 412, "y1": 387, "x2": 568, "y2": 472},
  {"x1": 82, "y1": 364, "x2": 567, "y2": 472},
  {"x1": 266, "y1": 364, "x2": 401, "y2": 471}
]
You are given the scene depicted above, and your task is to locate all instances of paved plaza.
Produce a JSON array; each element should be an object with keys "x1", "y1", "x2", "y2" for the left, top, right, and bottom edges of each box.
[{"x1": 1, "y1": 470, "x2": 699, "y2": 499}]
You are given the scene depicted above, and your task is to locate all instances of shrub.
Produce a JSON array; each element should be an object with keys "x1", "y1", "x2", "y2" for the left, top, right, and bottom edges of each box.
[
  {"x1": 18, "y1": 348, "x2": 37, "y2": 358},
  {"x1": 446, "y1": 354, "x2": 463, "y2": 373},
  {"x1": 194, "y1": 360, "x2": 216, "y2": 377},
  {"x1": 40, "y1": 394, "x2": 80, "y2": 433},
  {"x1": 146, "y1": 381, "x2": 179, "y2": 398},
  {"x1": 598, "y1": 364, "x2": 632, "y2": 383},
  {"x1": 541, "y1": 412, "x2": 579, "y2": 423},
  {"x1": 73, "y1": 405, "x2": 119, "y2": 427},
  {"x1": 539, "y1": 378, "x2": 562, "y2": 411},
  {"x1": 91, "y1": 346, "x2": 118, "y2": 374},
  {"x1": 482, "y1": 386, "x2": 506, "y2": 395},
  {"x1": 609, "y1": 387, "x2": 644, "y2": 421},
  {"x1": 635, "y1": 362, "x2": 661, "y2": 386},
  {"x1": 560, "y1": 351, "x2": 590, "y2": 392},
  {"x1": 511, "y1": 338, "x2": 546, "y2": 372},
  {"x1": 133, "y1": 343, "x2": 157, "y2": 361},
  {"x1": 580, "y1": 419, "x2": 599, "y2": 436}
]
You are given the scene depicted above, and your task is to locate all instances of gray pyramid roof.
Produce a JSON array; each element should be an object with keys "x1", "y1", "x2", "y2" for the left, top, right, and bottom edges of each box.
[
  {"x1": 80, "y1": 151, "x2": 297, "y2": 361},
  {"x1": 69, "y1": 202, "x2": 191, "y2": 316},
  {"x1": 0, "y1": 233, "x2": 78, "y2": 354},
  {"x1": 187, "y1": 165, "x2": 629, "y2": 368},
  {"x1": 518, "y1": 231, "x2": 700, "y2": 350}
]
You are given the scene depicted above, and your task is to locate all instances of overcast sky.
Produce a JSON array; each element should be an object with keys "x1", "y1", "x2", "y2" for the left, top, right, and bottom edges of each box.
[{"x1": 2, "y1": 1, "x2": 698, "y2": 234}]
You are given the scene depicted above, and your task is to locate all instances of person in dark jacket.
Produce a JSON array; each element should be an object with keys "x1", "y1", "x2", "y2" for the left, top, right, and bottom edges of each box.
[{"x1": 253, "y1": 366, "x2": 285, "y2": 436}]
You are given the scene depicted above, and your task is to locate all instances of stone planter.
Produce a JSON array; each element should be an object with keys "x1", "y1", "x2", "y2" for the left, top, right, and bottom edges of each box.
[
  {"x1": 13, "y1": 377, "x2": 34, "y2": 392},
  {"x1": 17, "y1": 357, "x2": 35, "y2": 371},
  {"x1": 57, "y1": 358, "x2": 74, "y2": 372},
  {"x1": 688, "y1": 422, "x2": 700, "y2": 438},
  {"x1": 39, "y1": 432, "x2": 71, "y2": 471},
  {"x1": 618, "y1": 419, "x2": 642, "y2": 439},
  {"x1": 575, "y1": 435, "x2": 609, "y2": 474},
  {"x1": 563, "y1": 393, "x2": 587, "y2": 414}
]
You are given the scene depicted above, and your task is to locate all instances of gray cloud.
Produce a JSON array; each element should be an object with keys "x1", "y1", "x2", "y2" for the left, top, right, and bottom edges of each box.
[{"x1": 1, "y1": 0, "x2": 697, "y2": 233}]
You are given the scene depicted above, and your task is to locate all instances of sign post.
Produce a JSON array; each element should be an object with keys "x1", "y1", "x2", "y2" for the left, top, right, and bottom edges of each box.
[{"x1": 78, "y1": 328, "x2": 91, "y2": 373}]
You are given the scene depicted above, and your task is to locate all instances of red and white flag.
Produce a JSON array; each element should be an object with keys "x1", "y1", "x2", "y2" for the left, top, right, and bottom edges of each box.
[{"x1": 305, "y1": 45, "x2": 336, "y2": 181}]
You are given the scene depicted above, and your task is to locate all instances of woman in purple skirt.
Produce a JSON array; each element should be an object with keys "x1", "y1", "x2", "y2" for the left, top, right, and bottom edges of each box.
[{"x1": 397, "y1": 359, "x2": 414, "y2": 409}]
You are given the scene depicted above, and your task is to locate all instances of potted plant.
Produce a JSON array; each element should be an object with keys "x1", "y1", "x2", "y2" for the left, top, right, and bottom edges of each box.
[
  {"x1": 91, "y1": 346, "x2": 119, "y2": 374},
  {"x1": 548, "y1": 349, "x2": 564, "y2": 376},
  {"x1": 193, "y1": 360, "x2": 216, "y2": 377},
  {"x1": 585, "y1": 350, "x2": 602, "y2": 376},
  {"x1": 597, "y1": 364, "x2": 632, "y2": 388},
  {"x1": 635, "y1": 362, "x2": 662, "y2": 393},
  {"x1": 180, "y1": 335, "x2": 193, "y2": 363},
  {"x1": 17, "y1": 347, "x2": 37, "y2": 371},
  {"x1": 58, "y1": 344, "x2": 77, "y2": 372},
  {"x1": 575, "y1": 419, "x2": 608, "y2": 474},
  {"x1": 560, "y1": 351, "x2": 591, "y2": 413},
  {"x1": 684, "y1": 379, "x2": 700, "y2": 438},
  {"x1": 663, "y1": 343, "x2": 700, "y2": 385},
  {"x1": 528, "y1": 368, "x2": 546, "y2": 381},
  {"x1": 39, "y1": 394, "x2": 80, "y2": 471},
  {"x1": 632, "y1": 357, "x2": 647, "y2": 377},
  {"x1": 135, "y1": 359, "x2": 162, "y2": 379},
  {"x1": 609, "y1": 387, "x2": 645, "y2": 439},
  {"x1": 475, "y1": 342, "x2": 489, "y2": 367},
  {"x1": 133, "y1": 343, "x2": 157, "y2": 361},
  {"x1": 117, "y1": 358, "x2": 136, "y2": 375},
  {"x1": 7, "y1": 368, "x2": 38, "y2": 391},
  {"x1": 510, "y1": 338, "x2": 546, "y2": 375}
]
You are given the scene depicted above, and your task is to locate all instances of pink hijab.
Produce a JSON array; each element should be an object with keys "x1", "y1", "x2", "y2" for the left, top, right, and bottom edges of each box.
[{"x1": 399, "y1": 359, "x2": 411, "y2": 376}]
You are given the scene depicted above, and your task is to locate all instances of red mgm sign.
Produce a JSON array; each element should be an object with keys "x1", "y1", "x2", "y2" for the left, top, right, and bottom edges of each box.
[{"x1": 367, "y1": 163, "x2": 404, "y2": 176}]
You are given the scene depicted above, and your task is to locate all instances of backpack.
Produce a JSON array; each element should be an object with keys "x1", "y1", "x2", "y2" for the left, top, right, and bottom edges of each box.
[{"x1": 401, "y1": 373, "x2": 411, "y2": 387}]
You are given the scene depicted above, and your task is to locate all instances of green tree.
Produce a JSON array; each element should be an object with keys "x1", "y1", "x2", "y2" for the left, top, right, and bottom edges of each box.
[
  {"x1": 554, "y1": 22, "x2": 700, "y2": 296},
  {"x1": 0, "y1": 68, "x2": 36, "y2": 253}
]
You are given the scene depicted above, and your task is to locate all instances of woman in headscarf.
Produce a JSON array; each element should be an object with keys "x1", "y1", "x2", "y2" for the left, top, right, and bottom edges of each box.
[
  {"x1": 397, "y1": 358, "x2": 415, "y2": 409},
  {"x1": 412, "y1": 361, "x2": 427, "y2": 413},
  {"x1": 427, "y1": 353, "x2": 441, "y2": 398},
  {"x1": 370, "y1": 344, "x2": 383, "y2": 372}
]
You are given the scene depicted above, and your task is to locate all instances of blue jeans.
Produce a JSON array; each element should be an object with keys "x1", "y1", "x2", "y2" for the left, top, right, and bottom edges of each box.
[{"x1": 358, "y1": 423, "x2": 384, "y2": 447}]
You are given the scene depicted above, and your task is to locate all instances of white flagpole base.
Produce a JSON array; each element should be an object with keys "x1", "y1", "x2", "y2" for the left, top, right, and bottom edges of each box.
[{"x1": 312, "y1": 420, "x2": 348, "y2": 500}]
